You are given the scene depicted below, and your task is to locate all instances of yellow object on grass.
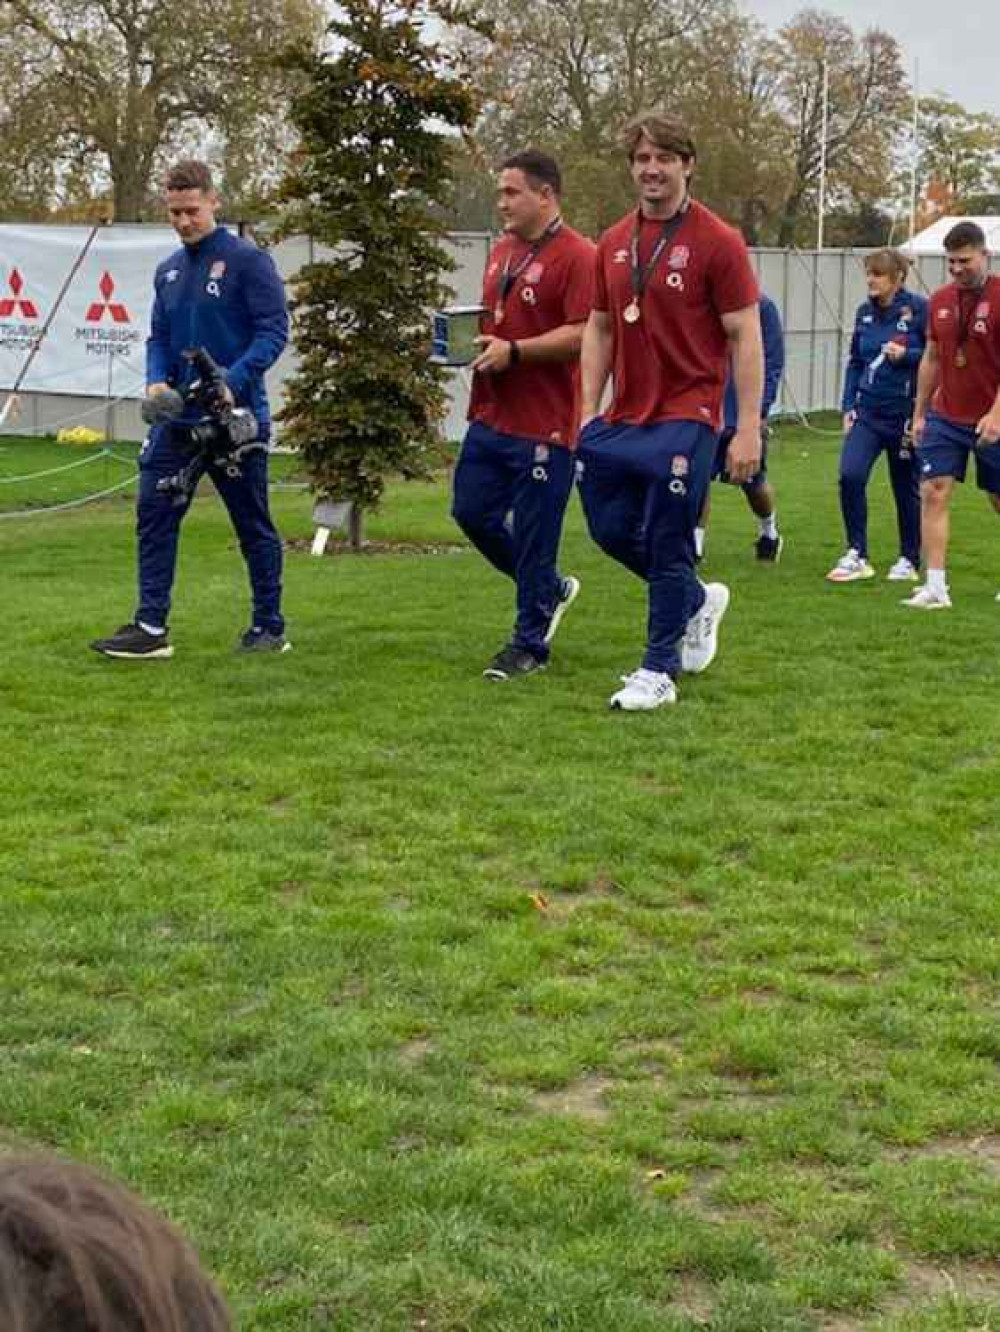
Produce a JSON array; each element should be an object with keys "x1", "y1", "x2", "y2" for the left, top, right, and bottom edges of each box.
[{"x1": 57, "y1": 426, "x2": 106, "y2": 446}]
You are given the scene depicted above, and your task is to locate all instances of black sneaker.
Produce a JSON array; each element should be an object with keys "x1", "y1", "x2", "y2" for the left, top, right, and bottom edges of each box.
[
  {"x1": 237, "y1": 627, "x2": 291, "y2": 654},
  {"x1": 483, "y1": 646, "x2": 545, "y2": 681},
  {"x1": 90, "y1": 623, "x2": 174, "y2": 660},
  {"x1": 755, "y1": 533, "x2": 784, "y2": 562},
  {"x1": 543, "y1": 575, "x2": 581, "y2": 645}
]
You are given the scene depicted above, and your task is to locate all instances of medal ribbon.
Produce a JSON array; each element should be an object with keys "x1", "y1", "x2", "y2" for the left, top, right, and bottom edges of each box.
[
  {"x1": 629, "y1": 198, "x2": 689, "y2": 306},
  {"x1": 955, "y1": 286, "x2": 979, "y2": 363},
  {"x1": 495, "y1": 217, "x2": 563, "y2": 317}
]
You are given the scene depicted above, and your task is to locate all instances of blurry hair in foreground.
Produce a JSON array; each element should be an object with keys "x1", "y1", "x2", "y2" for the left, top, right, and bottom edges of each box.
[{"x1": 0, "y1": 1155, "x2": 231, "y2": 1332}]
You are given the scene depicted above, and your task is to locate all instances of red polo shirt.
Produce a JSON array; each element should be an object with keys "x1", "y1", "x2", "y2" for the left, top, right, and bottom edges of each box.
[
  {"x1": 468, "y1": 223, "x2": 596, "y2": 446},
  {"x1": 594, "y1": 200, "x2": 759, "y2": 428},
  {"x1": 928, "y1": 275, "x2": 1000, "y2": 426}
]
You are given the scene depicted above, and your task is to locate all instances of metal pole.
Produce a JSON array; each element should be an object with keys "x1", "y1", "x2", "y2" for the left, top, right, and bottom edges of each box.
[
  {"x1": 817, "y1": 59, "x2": 830, "y2": 251},
  {"x1": 908, "y1": 59, "x2": 920, "y2": 244}
]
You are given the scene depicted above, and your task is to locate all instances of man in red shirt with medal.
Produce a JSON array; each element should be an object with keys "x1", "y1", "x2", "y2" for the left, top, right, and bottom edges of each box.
[
  {"x1": 577, "y1": 113, "x2": 763, "y2": 710},
  {"x1": 905, "y1": 221, "x2": 1000, "y2": 609},
  {"x1": 452, "y1": 150, "x2": 596, "y2": 680}
]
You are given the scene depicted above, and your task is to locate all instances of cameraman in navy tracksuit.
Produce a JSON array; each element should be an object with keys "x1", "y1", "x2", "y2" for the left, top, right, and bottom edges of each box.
[
  {"x1": 92, "y1": 160, "x2": 290, "y2": 659},
  {"x1": 827, "y1": 249, "x2": 928, "y2": 583}
]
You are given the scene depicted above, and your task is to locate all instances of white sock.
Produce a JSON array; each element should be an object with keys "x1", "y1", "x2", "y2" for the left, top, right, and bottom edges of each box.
[
  {"x1": 758, "y1": 512, "x2": 778, "y2": 539},
  {"x1": 138, "y1": 620, "x2": 167, "y2": 636},
  {"x1": 926, "y1": 568, "x2": 948, "y2": 595},
  {"x1": 694, "y1": 526, "x2": 705, "y2": 558}
]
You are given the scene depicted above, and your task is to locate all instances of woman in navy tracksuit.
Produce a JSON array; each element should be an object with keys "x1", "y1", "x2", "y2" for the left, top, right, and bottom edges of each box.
[{"x1": 827, "y1": 249, "x2": 928, "y2": 583}]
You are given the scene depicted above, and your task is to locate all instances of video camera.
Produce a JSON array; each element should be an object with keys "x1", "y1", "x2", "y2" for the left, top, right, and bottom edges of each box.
[{"x1": 141, "y1": 347, "x2": 264, "y2": 501}]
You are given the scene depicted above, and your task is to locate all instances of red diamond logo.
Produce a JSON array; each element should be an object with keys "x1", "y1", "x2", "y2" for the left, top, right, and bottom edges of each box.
[
  {"x1": 0, "y1": 268, "x2": 40, "y2": 319},
  {"x1": 85, "y1": 271, "x2": 130, "y2": 323}
]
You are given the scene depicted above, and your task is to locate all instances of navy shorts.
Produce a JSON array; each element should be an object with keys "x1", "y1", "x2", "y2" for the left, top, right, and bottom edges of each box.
[
  {"x1": 919, "y1": 412, "x2": 1000, "y2": 494},
  {"x1": 711, "y1": 424, "x2": 769, "y2": 488}
]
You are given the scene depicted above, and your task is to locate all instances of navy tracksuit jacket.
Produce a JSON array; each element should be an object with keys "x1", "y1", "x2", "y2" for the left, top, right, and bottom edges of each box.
[
  {"x1": 138, "y1": 227, "x2": 289, "y2": 632},
  {"x1": 837, "y1": 287, "x2": 928, "y2": 564}
]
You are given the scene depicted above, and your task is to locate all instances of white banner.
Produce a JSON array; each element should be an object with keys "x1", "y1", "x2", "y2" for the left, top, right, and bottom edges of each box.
[{"x1": 0, "y1": 224, "x2": 180, "y2": 400}]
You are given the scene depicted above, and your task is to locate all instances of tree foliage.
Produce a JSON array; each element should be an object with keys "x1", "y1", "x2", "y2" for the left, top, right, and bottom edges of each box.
[
  {"x1": 916, "y1": 96, "x2": 1000, "y2": 212},
  {"x1": 680, "y1": 12, "x2": 789, "y2": 244},
  {"x1": 464, "y1": 1, "x2": 908, "y2": 245},
  {"x1": 768, "y1": 11, "x2": 907, "y2": 245},
  {"x1": 275, "y1": 0, "x2": 479, "y2": 528},
  {"x1": 469, "y1": 0, "x2": 729, "y2": 235},
  {"x1": 0, "y1": 0, "x2": 322, "y2": 221}
]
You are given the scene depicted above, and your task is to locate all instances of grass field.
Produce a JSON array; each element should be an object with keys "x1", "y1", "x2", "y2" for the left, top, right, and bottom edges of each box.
[{"x1": 1, "y1": 421, "x2": 999, "y2": 1332}]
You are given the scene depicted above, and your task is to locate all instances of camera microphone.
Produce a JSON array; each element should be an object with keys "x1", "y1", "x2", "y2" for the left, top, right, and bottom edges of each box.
[{"x1": 140, "y1": 388, "x2": 186, "y2": 426}]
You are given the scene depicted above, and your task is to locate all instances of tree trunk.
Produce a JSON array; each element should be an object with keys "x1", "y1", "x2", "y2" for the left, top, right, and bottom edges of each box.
[
  {"x1": 777, "y1": 189, "x2": 805, "y2": 247},
  {"x1": 349, "y1": 503, "x2": 364, "y2": 549},
  {"x1": 110, "y1": 153, "x2": 148, "y2": 223}
]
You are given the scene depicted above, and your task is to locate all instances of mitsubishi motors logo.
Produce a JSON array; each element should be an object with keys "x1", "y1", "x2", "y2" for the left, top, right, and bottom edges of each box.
[
  {"x1": 85, "y1": 271, "x2": 131, "y2": 323},
  {"x1": 0, "y1": 269, "x2": 39, "y2": 318}
]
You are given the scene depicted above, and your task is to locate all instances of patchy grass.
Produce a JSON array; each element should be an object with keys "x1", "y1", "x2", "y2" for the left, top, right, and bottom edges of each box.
[{"x1": 1, "y1": 420, "x2": 999, "y2": 1330}]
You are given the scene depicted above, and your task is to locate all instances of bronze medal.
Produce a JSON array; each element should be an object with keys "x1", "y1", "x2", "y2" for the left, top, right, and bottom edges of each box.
[
  {"x1": 493, "y1": 304, "x2": 504, "y2": 325},
  {"x1": 955, "y1": 348, "x2": 967, "y2": 369},
  {"x1": 623, "y1": 299, "x2": 641, "y2": 324}
]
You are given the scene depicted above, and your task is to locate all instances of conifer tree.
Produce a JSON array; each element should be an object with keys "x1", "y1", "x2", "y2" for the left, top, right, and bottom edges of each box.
[{"x1": 278, "y1": 0, "x2": 479, "y2": 543}]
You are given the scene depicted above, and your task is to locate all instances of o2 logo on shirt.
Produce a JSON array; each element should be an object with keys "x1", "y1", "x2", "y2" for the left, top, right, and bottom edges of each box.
[
  {"x1": 205, "y1": 260, "x2": 227, "y2": 299},
  {"x1": 664, "y1": 272, "x2": 684, "y2": 291},
  {"x1": 521, "y1": 286, "x2": 538, "y2": 306}
]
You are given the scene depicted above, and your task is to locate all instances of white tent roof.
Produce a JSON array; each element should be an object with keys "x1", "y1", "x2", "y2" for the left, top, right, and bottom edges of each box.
[{"x1": 904, "y1": 216, "x2": 1000, "y2": 254}]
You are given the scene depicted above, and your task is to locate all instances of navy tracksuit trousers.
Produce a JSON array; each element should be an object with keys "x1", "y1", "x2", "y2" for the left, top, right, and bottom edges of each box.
[
  {"x1": 576, "y1": 417, "x2": 715, "y2": 678},
  {"x1": 839, "y1": 410, "x2": 920, "y2": 565},
  {"x1": 452, "y1": 422, "x2": 575, "y2": 661},
  {"x1": 136, "y1": 427, "x2": 284, "y2": 633}
]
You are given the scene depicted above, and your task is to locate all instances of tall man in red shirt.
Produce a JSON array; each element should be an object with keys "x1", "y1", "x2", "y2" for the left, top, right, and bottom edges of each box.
[
  {"x1": 577, "y1": 114, "x2": 763, "y2": 710},
  {"x1": 452, "y1": 150, "x2": 595, "y2": 679},
  {"x1": 905, "y1": 221, "x2": 1000, "y2": 609}
]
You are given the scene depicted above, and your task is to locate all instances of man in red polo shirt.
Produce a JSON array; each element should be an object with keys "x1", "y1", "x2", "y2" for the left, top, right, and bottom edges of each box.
[
  {"x1": 452, "y1": 149, "x2": 596, "y2": 680},
  {"x1": 904, "y1": 221, "x2": 1000, "y2": 609},
  {"x1": 577, "y1": 112, "x2": 763, "y2": 710}
]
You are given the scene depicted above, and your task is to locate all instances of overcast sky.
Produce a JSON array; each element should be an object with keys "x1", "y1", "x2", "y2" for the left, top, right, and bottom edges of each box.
[{"x1": 742, "y1": 0, "x2": 1000, "y2": 117}]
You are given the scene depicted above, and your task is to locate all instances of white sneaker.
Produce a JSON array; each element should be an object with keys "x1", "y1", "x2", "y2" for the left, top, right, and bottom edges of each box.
[
  {"x1": 609, "y1": 668, "x2": 677, "y2": 711},
  {"x1": 543, "y1": 575, "x2": 580, "y2": 645},
  {"x1": 826, "y1": 549, "x2": 875, "y2": 582},
  {"x1": 887, "y1": 557, "x2": 919, "y2": 582},
  {"x1": 902, "y1": 584, "x2": 952, "y2": 609},
  {"x1": 680, "y1": 582, "x2": 730, "y2": 674}
]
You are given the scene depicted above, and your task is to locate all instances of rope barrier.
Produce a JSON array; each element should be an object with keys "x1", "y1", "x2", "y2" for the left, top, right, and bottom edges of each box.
[
  {"x1": 0, "y1": 471, "x2": 138, "y2": 520},
  {"x1": 0, "y1": 449, "x2": 118, "y2": 485}
]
